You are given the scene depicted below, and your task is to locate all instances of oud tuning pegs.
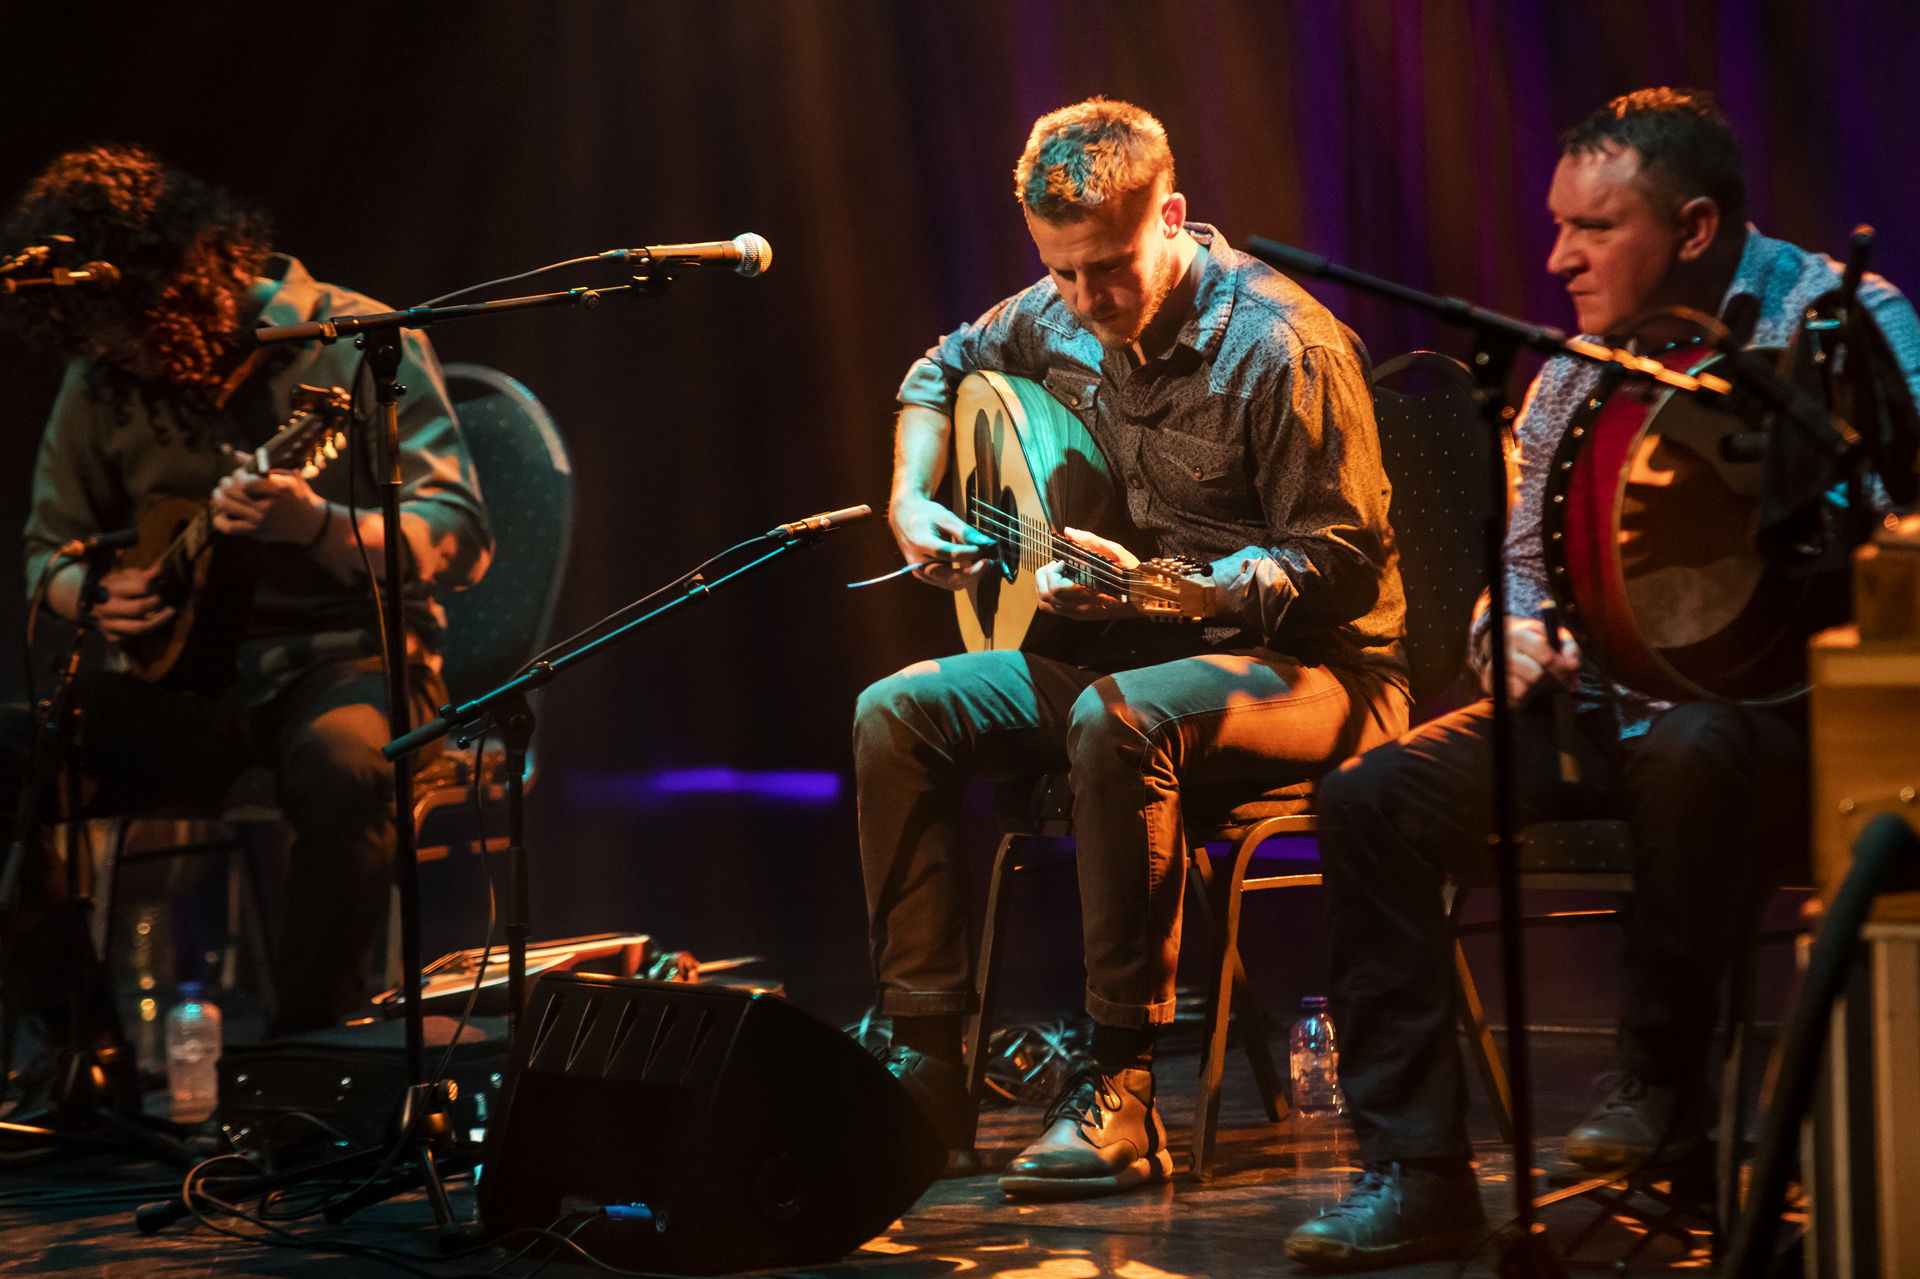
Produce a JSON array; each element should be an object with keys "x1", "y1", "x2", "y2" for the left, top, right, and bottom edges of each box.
[{"x1": 1146, "y1": 555, "x2": 1209, "y2": 577}]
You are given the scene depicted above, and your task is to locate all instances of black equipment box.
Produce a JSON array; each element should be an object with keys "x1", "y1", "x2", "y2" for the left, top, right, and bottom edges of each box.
[{"x1": 216, "y1": 1015, "x2": 508, "y2": 1161}]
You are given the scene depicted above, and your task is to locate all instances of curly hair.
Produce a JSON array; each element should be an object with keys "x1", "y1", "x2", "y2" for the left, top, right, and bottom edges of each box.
[
  {"x1": 2, "y1": 143, "x2": 273, "y2": 415},
  {"x1": 1560, "y1": 87, "x2": 1747, "y2": 222},
  {"x1": 1013, "y1": 98, "x2": 1175, "y2": 223}
]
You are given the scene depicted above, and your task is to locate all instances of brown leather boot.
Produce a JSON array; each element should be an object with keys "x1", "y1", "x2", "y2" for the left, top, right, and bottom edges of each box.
[{"x1": 997, "y1": 1061, "x2": 1172, "y2": 1199}]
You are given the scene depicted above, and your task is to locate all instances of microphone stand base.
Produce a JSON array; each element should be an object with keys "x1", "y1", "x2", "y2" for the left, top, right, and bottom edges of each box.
[{"x1": 321, "y1": 1080, "x2": 464, "y2": 1226}]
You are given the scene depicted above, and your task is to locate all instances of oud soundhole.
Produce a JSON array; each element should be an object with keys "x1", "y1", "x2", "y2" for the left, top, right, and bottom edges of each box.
[
  {"x1": 964, "y1": 473, "x2": 1001, "y2": 641},
  {"x1": 990, "y1": 486, "x2": 1019, "y2": 583}
]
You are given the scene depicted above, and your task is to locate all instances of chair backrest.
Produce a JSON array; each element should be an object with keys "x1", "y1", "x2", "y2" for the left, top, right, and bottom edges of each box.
[
  {"x1": 437, "y1": 364, "x2": 574, "y2": 702},
  {"x1": 1370, "y1": 352, "x2": 1493, "y2": 710}
]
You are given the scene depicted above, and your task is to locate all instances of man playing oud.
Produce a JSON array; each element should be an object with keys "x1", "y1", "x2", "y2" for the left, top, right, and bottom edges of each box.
[{"x1": 855, "y1": 98, "x2": 1407, "y2": 1197}]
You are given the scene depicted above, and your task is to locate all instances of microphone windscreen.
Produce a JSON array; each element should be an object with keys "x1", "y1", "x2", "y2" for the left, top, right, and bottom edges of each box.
[
  {"x1": 80, "y1": 261, "x2": 121, "y2": 293},
  {"x1": 735, "y1": 233, "x2": 771, "y2": 278}
]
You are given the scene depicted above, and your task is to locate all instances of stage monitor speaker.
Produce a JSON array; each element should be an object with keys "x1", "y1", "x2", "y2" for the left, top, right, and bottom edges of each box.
[{"x1": 476, "y1": 972, "x2": 944, "y2": 1274}]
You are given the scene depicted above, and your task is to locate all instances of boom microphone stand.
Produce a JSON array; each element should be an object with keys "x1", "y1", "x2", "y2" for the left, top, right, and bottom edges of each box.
[
  {"x1": 124, "y1": 509, "x2": 871, "y2": 1238},
  {"x1": 381, "y1": 505, "x2": 874, "y2": 1052},
  {"x1": 1243, "y1": 237, "x2": 1786, "y2": 1273},
  {"x1": 244, "y1": 262, "x2": 780, "y2": 1229},
  {"x1": 246, "y1": 269, "x2": 683, "y2": 1224}
]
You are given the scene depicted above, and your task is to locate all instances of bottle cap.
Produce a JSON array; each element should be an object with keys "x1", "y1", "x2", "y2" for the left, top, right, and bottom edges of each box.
[
  {"x1": 1301, "y1": 995, "x2": 1329, "y2": 1012},
  {"x1": 177, "y1": 981, "x2": 207, "y2": 1000}
]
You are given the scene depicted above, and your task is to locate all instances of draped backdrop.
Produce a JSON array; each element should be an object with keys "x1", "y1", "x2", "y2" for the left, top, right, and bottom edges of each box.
[{"x1": 2, "y1": 0, "x2": 1914, "y2": 1015}]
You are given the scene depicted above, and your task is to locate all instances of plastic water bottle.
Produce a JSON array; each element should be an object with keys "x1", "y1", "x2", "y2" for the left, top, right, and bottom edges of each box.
[
  {"x1": 1289, "y1": 995, "x2": 1352, "y2": 1213},
  {"x1": 164, "y1": 982, "x2": 223, "y2": 1114}
]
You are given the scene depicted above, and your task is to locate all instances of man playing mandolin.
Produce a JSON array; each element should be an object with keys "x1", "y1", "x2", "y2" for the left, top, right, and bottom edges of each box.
[
  {"x1": 858, "y1": 99, "x2": 1409, "y2": 1195},
  {"x1": 0, "y1": 145, "x2": 490, "y2": 1060},
  {"x1": 1286, "y1": 88, "x2": 1920, "y2": 1271}
]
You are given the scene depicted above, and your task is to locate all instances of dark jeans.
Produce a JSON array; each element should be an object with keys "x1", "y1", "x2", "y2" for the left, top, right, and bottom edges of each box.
[
  {"x1": 2, "y1": 656, "x2": 443, "y2": 1037},
  {"x1": 854, "y1": 647, "x2": 1407, "y2": 1029},
  {"x1": 1317, "y1": 697, "x2": 1805, "y2": 1163}
]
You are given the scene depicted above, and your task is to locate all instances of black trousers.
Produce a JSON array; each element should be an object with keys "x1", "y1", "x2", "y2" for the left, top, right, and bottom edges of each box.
[
  {"x1": 1, "y1": 656, "x2": 443, "y2": 1038},
  {"x1": 1316, "y1": 696, "x2": 1805, "y2": 1164}
]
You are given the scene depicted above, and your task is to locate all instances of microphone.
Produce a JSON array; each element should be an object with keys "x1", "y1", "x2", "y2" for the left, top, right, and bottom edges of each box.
[
  {"x1": 764, "y1": 504, "x2": 873, "y2": 541},
  {"x1": 68, "y1": 262, "x2": 121, "y2": 292},
  {"x1": 1838, "y1": 224, "x2": 1873, "y2": 312},
  {"x1": 58, "y1": 527, "x2": 138, "y2": 559},
  {"x1": 601, "y1": 233, "x2": 772, "y2": 278},
  {"x1": 0, "y1": 261, "x2": 121, "y2": 295},
  {"x1": 1246, "y1": 236, "x2": 1330, "y2": 280},
  {"x1": 0, "y1": 241, "x2": 61, "y2": 276}
]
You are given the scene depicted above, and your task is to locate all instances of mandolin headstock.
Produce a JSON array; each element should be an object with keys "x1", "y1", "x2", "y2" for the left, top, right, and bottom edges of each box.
[{"x1": 250, "y1": 384, "x2": 352, "y2": 478}]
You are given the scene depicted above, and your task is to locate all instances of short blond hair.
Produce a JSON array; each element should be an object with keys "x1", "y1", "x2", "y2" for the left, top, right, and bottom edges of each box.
[{"x1": 1013, "y1": 98, "x2": 1175, "y2": 222}]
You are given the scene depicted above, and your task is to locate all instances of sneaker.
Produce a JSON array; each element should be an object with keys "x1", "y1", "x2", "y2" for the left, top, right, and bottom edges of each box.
[
  {"x1": 880, "y1": 1045, "x2": 980, "y2": 1177},
  {"x1": 1285, "y1": 1161, "x2": 1486, "y2": 1272},
  {"x1": 1564, "y1": 1072, "x2": 1701, "y2": 1170},
  {"x1": 996, "y1": 1061, "x2": 1173, "y2": 1200}
]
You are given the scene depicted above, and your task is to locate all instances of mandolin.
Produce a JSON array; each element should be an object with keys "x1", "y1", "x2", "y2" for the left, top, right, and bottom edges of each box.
[{"x1": 116, "y1": 383, "x2": 352, "y2": 687}]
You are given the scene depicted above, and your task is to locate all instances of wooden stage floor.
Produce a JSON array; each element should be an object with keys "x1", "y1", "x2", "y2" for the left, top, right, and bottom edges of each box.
[{"x1": 0, "y1": 1027, "x2": 1748, "y2": 1278}]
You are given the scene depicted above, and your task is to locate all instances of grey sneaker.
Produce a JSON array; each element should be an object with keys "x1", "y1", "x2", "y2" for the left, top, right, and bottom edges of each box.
[
  {"x1": 1564, "y1": 1072, "x2": 1701, "y2": 1170},
  {"x1": 1285, "y1": 1161, "x2": 1486, "y2": 1272}
]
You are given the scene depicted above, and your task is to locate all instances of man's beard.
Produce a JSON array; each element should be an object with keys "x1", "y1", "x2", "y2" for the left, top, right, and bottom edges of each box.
[{"x1": 1083, "y1": 247, "x2": 1182, "y2": 349}]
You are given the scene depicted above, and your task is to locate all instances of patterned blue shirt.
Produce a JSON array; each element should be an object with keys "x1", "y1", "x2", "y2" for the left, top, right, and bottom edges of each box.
[{"x1": 1486, "y1": 228, "x2": 1920, "y2": 735}]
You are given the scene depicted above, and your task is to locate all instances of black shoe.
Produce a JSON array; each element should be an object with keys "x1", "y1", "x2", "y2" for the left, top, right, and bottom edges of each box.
[
  {"x1": 1285, "y1": 1161, "x2": 1486, "y2": 1272},
  {"x1": 997, "y1": 1061, "x2": 1172, "y2": 1200},
  {"x1": 881, "y1": 1045, "x2": 980, "y2": 1177},
  {"x1": 1564, "y1": 1072, "x2": 1701, "y2": 1170}
]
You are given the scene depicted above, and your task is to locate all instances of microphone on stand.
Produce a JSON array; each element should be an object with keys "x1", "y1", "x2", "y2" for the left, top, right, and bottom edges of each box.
[
  {"x1": 58, "y1": 528, "x2": 138, "y2": 607},
  {"x1": 1838, "y1": 224, "x2": 1874, "y2": 311},
  {"x1": 0, "y1": 260, "x2": 121, "y2": 295},
  {"x1": 764, "y1": 504, "x2": 873, "y2": 541},
  {"x1": 0, "y1": 241, "x2": 62, "y2": 276},
  {"x1": 58, "y1": 527, "x2": 138, "y2": 560},
  {"x1": 601, "y1": 233, "x2": 772, "y2": 278}
]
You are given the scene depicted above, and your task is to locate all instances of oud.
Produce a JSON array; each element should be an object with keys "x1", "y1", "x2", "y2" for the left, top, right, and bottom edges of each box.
[{"x1": 950, "y1": 370, "x2": 1216, "y2": 654}]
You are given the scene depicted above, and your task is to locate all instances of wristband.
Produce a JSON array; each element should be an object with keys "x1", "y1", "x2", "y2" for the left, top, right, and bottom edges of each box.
[{"x1": 303, "y1": 501, "x2": 334, "y2": 551}]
